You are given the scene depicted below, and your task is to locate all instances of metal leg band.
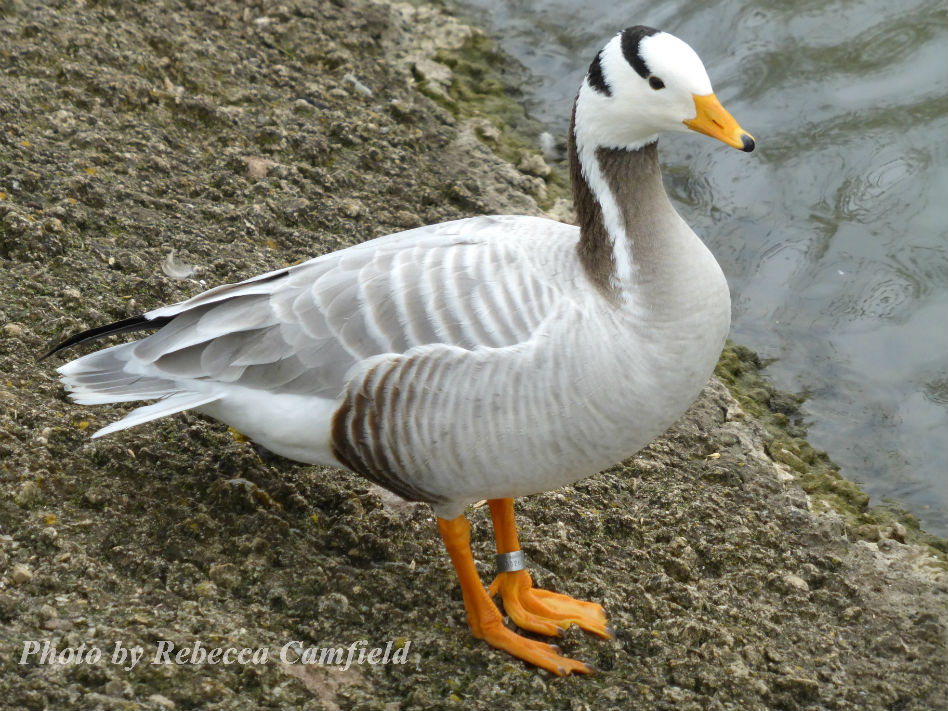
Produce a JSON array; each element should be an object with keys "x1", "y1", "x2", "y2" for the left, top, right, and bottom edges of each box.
[{"x1": 495, "y1": 550, "x2": 525, "y2": 573}]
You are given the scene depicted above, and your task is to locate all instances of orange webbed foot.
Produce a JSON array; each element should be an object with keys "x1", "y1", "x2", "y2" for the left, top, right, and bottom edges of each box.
[
  {"x1": 488, "y1": 569, "x2": 614, "y2": 640},
  {"x1": 438, "y1": 513, "x2": 595, "y2": 675},
  {"x1": 471, "y1": 615, "x2": 595, "y2": 676}
]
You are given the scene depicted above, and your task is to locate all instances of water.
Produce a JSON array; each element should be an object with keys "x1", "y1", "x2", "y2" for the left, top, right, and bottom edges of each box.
[{"x1": 452, "y1": 0, "x2": 948, "y2": 535}]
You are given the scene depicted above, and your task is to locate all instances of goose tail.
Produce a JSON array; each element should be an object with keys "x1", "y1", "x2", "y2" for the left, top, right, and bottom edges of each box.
[{"x1": 57, "y1": 343, "x2": 218, "y2": 438}]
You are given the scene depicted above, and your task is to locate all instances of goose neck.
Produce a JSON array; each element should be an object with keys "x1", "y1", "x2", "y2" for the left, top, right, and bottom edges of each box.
[{"x1": 569, "y1": 104, "x2": 676, "y2": 300}]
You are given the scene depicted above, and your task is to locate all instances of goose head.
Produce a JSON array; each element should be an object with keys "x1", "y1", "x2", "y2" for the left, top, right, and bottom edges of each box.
[{"x1": 574, "y1": 26, "x2": 754, "y2": 153}]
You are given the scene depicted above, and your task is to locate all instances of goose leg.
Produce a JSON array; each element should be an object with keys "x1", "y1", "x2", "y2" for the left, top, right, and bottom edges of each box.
[
  {"x1": 486, "y1": 498, "x2": 614, "y2": 640},
  {"x1": 437, "y1": 514, "x2": 593, "y2": 675}
]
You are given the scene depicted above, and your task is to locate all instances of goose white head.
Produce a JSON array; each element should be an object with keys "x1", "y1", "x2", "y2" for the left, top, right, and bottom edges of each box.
[{"x1": 574, "y1": 26, "x2": 755, "y2": 153}]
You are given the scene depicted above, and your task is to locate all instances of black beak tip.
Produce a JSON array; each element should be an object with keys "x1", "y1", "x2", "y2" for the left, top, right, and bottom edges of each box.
[{"x1": 741, "y1": 133, "x2": 755, "y2": 153}]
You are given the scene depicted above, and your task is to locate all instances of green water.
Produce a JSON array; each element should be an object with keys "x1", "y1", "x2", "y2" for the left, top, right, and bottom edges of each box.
[{"x1": 454, "y1": 0, "x2": 948, "y2": 535}]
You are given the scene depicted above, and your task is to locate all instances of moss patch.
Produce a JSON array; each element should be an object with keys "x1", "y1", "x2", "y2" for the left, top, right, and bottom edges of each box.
[
  {"x1": 716, "y1": 342, "x2": 948, "y2": 563},
  {"x1": 415, "y1": 32, "x2": 570, "y2": 209}
]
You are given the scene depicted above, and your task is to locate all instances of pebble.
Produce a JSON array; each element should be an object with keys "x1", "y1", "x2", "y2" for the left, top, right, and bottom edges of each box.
[
  {"x1": 50, "y1": 109, "x2": 76, "y2": 130},
  {"x1": 43, "y1": 217, "x2": 64, "y2": 233},
  {"x1": 195, "y1": 581, "x2": 219, "y2": 598},
  {"x1": 782, "y1": 573, "x2": 809, "y2": 592},
  {"x1": 857, "y1": 523, "x2": 881, "y2": 541},
  {"x1": 242, "y1": 156, "x2": 276, "y2": 179},
  {"x1": 517, "y1": 152, "x2": 551, "y2": 178},
  {"x1": 412, "y1": 58, "x2": 453, "y2": 91},
  {"x1": 0, "y1": 593, "x2": 16, "y2": 620},
  {"x1": 545, "y1": 197, "x2": 575, "y2": 224},
  {"x1": 12, "y1": 564, "x2": 32, "y2": 585},
  {"x1": 749, "y1": 679, "x2": 770, "y2": 696},
  {"x1": 42, "y1": 617, "x2": 74, "y2": 631},
  {"x1": 777, "y1": 676, "x2": 820, "y2": 698},
  {"x1": 469, "y1": 118, "x2": 499, "y2": 143},
  {"x1": 387, "y1": 99, "x2": 414, "y2": 123},
  {"x1": 877, "y1": 538, "x2": 897, "y2": 553},
  {"x1": 393, "y1": 210, "x2": 421, "y2": 228},
  {"x1": 148, "y1": 695, "x2": 176, "y2": 710},
  {"x1": 16, "y1": 481, "x2": 40, "y2": 507},
  {"x1": 3, "y1": 323, "x2": 25, "y2": 338},
  {"x1": 799, "y1": 562, "x2": 821, "y2": 582},
  {"x1": 105, "y1": 680, "x2": 133, "y2": 699},
  {"x1": 317, "y1": 591, "x2": 349, "y2": 616},
  {"x1": 885, "y1": 522, "x2": 907, "y2": 543},
  {"x1": 662, "y1": 686, "x2": 688, "y2": 704},
  {"x1": 664, "y1": 555, "x2": 693, "y2": 582},
  {"x1": 209, "y1": 563, "x2": 240, "y2": 590},
  {"x1": 340, "y1": 198, "x2": 365, "y2": 218}
]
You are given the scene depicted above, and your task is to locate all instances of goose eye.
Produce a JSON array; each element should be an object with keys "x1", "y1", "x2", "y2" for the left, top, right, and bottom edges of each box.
[{"x1": 648, "y1": 76, "x2": 665, "y2": 90}]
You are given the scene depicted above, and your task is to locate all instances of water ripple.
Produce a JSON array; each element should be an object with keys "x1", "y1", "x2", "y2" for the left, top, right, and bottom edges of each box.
[
  {"x1": 924, "y1": 378, "x2": 948, "y2": 408},
  {"x1": 834, "y1": 150, "x2": 929, "y2": 223},
  {"x1": 827, "y1": 267, "x2": 921, "y2": 323}
]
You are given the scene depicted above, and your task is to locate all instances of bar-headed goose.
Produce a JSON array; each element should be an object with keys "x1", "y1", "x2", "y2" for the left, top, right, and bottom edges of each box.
[{"x1": 46, "y1": 25, "x2": 754, "y2": 674}]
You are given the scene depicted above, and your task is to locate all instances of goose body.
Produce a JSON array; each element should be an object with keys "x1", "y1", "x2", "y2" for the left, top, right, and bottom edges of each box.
[{"x1": 49, "y1": 26, "x2": 754, "y2": 673}]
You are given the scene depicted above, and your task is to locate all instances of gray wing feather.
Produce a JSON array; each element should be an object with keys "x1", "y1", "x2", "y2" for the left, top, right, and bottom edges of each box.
[{"x1": 129, "y1": 219, "x2": 566, "y2": 398}]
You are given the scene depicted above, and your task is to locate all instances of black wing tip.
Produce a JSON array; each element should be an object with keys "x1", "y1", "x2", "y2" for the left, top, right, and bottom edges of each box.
[
  {"x1": 38, "y1": 314, "x2": 172, "y2": 362},
  {"x1": 37, "y1": 344, "x2": 62, "y2": 363},
  {"x1": 38, "y1": 329, "x2": 102, "y2": 362}
]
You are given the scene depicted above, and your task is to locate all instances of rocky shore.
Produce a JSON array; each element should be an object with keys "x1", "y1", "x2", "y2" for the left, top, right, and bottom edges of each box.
[{"x1": 1, "y1": 1, "x2": 945, "y2": 709}]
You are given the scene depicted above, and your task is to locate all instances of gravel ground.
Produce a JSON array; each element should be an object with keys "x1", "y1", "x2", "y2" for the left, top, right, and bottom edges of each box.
[{"x1": 0, "y1": 1, "x2": 945, "y2": 709}]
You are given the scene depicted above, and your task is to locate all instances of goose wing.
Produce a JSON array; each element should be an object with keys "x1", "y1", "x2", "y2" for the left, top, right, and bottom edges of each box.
[{"x1": 134, "y1": 216, "x2": 576, "y2": 397}]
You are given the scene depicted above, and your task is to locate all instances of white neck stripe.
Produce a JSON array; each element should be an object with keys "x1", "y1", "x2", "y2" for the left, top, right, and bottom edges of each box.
[{"x1": 574, "y1": 80, "x2": 636, "y2": 293}]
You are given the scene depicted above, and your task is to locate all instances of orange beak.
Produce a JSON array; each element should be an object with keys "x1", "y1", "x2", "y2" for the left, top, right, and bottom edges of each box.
[{"x1": 683, "y1": 93, "x2": 755, "y2": 152}]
